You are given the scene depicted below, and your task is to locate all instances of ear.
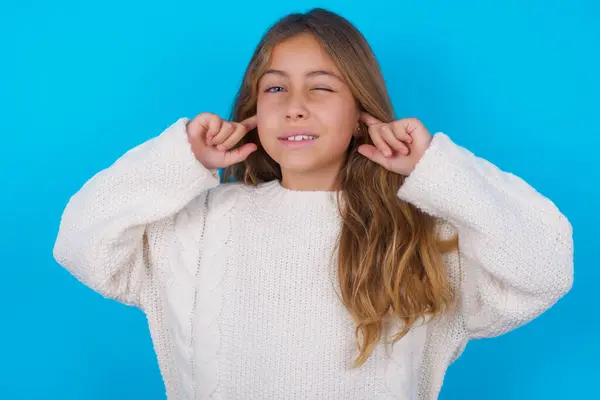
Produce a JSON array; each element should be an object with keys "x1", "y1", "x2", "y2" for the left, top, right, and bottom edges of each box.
[
  {"x1": 353, "y1": 104, "x2": 364, "y2": 137},
  {"x1": 353, "y1": 120, "x2": 363, "y2": 137}
]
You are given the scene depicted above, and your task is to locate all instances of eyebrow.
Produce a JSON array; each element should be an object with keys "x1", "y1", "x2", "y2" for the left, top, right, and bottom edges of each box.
[{"x1": 261, "y1": 68, "x2": 343, "y2": 81}]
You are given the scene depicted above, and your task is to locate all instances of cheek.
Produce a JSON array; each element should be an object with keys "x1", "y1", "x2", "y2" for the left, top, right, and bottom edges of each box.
[
  {"x1": 256, "y1": 96, "x2": 280, "y2": 135},
  {"x1": 317, "y1": 97, "x2": 358, "y2": 137},
  {"x1": 256, "y1": 96, "x2": 280, "y2": 123},
  {"x1": 255, "y1": 98, "x2": 282, "y2": 161}
]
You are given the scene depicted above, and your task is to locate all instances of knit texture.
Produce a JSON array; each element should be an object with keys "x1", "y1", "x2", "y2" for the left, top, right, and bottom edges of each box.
[{"x1": 53, "y1": 118, "x2": 574, "y2": 399}]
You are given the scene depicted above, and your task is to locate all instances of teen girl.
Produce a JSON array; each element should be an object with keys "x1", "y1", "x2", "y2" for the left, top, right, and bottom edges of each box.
[{"x1": 54, "y1": 8, "x2": 573, "y2": 400}]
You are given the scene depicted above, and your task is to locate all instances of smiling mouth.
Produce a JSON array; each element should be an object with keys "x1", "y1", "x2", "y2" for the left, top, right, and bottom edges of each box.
[
  {"x1": 279, "y1": 135, "x2": 318, "y2": 141},
  {"x1": 277, "y1": 135, "x2": 319, "y2": 148}
]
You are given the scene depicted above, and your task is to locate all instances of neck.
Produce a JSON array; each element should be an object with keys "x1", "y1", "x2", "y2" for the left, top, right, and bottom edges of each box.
[{"x1": 280, "y1": 165, "x2": 342, "y2": 192}]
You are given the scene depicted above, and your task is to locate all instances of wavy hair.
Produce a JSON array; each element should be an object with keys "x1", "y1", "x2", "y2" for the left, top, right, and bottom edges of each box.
[{"x1": 222, "y1": 8, "x2": 458, "y2": 367}]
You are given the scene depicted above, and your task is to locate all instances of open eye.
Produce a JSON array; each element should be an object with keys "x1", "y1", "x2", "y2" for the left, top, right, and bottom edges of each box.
[{"x1": 265, "y1": 86, "x2": 285, "y2": 93}]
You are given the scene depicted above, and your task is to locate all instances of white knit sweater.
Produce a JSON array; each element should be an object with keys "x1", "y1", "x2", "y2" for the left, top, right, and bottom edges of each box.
[{"x1": 53, "y1": 117, "x2": 573, "y2": 400}]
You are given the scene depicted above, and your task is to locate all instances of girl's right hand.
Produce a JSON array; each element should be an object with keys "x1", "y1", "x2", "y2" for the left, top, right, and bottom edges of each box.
[{"x1": 186, "y1": 112, "x2": 258, "y2": 169}]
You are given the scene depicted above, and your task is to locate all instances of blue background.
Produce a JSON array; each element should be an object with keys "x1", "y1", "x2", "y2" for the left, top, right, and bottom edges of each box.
[{"x1": 1, "y1": 0, "x2": 598, "y2": 399}]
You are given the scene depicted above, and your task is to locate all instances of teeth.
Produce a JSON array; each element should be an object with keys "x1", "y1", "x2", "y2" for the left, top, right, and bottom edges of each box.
[{"x1": 286, "y1": 135, "x2": 316, "y2": 141}]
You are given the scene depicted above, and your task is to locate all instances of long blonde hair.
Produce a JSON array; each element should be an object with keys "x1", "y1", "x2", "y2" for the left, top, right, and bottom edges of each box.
[{"x1": 222, "y1": 8, "x2": 458, "y2": 367}]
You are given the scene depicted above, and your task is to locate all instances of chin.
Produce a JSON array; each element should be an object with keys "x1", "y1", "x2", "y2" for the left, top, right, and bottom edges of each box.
[
  {"x1": 276, "y1": 158, "x2": 319, "y2": 174},
  {"x1": 263, "y1": 143, "x2": 347, "y2": 175}
]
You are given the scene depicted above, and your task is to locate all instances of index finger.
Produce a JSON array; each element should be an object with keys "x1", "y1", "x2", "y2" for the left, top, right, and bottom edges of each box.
[
  {"x1": 191, "y1": 113, "x2": 222, "y2": 138},
  {"x1": 359, "y1": 112, "x2": 383, "y2": 126},
  {"x1": 239, "y1": 114, "x2": 257, "y2": 131}
]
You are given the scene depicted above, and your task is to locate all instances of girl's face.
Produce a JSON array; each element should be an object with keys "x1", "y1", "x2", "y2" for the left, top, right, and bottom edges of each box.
[{"x1": 256, "y1": 33, "x2": 360, "y2": 189}]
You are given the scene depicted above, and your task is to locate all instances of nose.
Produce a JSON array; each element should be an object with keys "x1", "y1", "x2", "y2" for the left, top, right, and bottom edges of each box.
[{"x1": 285, "y1": 92, "x2": 309, "y2": 121}]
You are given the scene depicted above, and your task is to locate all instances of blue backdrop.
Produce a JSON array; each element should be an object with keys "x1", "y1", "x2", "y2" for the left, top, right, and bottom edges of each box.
[{"x1": 1, "y1": 0, "x2": 598, "y2": 399}]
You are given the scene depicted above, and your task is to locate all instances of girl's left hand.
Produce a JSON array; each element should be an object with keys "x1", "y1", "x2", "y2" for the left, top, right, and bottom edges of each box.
[{"x1": 357, "y1": 113, "x2": 432, "y2": 176}]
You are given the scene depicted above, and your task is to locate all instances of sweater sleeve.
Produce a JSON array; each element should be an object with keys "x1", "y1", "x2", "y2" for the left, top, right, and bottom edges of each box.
[
  {"x1": 396, "y1": 132, "x2": 574, "y2": 339},
  {"x1": 53, "y1": 117, "x2": 220, "y2": 308}
]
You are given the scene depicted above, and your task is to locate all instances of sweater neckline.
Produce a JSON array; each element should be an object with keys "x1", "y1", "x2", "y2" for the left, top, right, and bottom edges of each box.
[{"x1": 258, "y1": 180, "x2": 343, "y2": 211}]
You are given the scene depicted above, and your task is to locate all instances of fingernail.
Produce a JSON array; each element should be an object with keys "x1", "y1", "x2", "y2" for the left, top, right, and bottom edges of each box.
[{"x1": 217, "y1": 144, "x2": 226, "y2": 150}]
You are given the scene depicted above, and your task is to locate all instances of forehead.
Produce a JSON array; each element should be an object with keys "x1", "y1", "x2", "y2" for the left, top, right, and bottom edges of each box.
[{"x1": 267, "y1": 33, "x2": 339, "y2": 73}]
